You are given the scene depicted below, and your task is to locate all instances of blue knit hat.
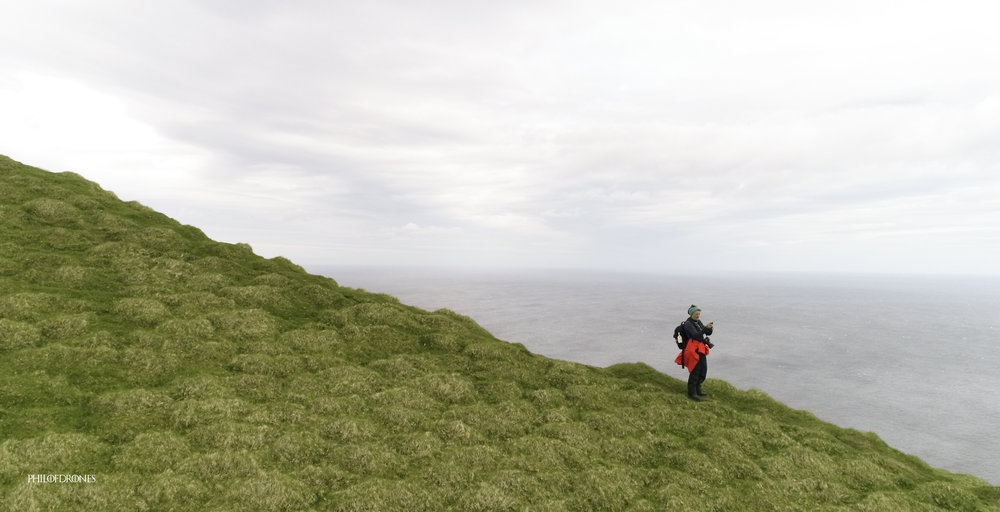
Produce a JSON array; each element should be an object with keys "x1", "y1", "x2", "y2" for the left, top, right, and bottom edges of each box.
[{"x1": 688, "y1": 305, "x2": 701, "y2": 316}]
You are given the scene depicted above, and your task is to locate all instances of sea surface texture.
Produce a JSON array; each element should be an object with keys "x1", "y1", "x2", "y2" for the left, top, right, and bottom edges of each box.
[{"x1": 314, "y1": 266, "x2": 1000, "y2": 485}]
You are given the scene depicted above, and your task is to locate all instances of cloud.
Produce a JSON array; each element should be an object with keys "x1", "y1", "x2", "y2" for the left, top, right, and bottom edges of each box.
[{"x1": 2, "y1": 0, "x2": 1000, "y2": 274}]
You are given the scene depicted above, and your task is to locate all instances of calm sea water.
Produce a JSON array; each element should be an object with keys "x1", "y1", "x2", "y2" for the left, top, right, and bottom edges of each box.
[{"x1": 311, "y1": 265, "x2": 1000, "y2": 485}]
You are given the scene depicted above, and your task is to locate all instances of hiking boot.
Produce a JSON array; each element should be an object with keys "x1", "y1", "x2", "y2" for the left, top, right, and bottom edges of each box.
[
  {"x1": 696, "y1": 386, "x2": 707, "y2": 397},
  {"x1": 687, "y1": 393, "x2": 701, "y2": 402}
]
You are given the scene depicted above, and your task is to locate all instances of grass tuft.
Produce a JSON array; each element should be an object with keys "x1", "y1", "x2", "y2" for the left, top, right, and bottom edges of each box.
[
  {"x1": 410, "y1": 372, "x2": 478, "y2": 405},
  {"x1": 112, "y1": 431, "x2": 191, "y2": 474},
  {"x1": 0, "y1": 292, "x2": 83, "y2": 322},
  {"x1": 0, "y1": 433, "x2": 109, "y2": 484},
  {"x1": 39, "y1": 313, "x2": 91, "y2": 340},
  {"x1": 112, "y1": 298, "x2": 170, "y2": 327},
  {"x1": 0, "y1": 319, "x2": 41, "y2": 349},
  {"x1": 22, "y1": 198, "x2": 81, "y2": 226},
  {"x1": 209, "y1": 309, "x2": 279, "y2": 340}
]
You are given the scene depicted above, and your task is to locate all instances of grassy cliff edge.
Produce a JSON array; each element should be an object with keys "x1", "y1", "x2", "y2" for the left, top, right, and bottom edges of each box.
[{"x1": 1, "y1": 154, "x2": 998, "y2": 511}]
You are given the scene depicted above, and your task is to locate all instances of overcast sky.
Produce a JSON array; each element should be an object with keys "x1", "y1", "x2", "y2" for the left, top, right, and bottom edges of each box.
[{"x1": 3, "y1": 1, "x2": 1000, "y2": 276}]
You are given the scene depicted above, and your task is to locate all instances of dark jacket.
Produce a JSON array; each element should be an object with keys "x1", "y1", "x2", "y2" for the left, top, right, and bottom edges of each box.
[{"x1": 682, "y1": 317, "x2": 713, "y2": 343}]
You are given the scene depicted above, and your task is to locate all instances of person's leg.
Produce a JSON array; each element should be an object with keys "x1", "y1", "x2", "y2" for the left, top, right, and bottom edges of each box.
[
  {"x1": 696, "y1": 356, "x2": 708, "y2": 396},
  {"x1": 687, "y1": 354, "x2": 704, "y2": 400}
]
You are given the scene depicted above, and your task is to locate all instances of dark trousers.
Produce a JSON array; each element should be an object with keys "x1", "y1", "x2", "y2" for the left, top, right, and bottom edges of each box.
[{"x1": 687, "y1": 353, "x2": 707, "y2": 396}]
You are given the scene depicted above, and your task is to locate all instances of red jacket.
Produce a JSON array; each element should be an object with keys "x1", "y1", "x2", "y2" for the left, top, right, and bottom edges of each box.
[{"x1": 675, "y1": 339, "x2": 710, "y2": 373}]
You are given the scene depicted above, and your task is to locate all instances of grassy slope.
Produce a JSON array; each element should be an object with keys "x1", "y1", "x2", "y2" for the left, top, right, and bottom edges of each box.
[{"x1": 0, "y1": 154, "x2": 997, "y2": 512}]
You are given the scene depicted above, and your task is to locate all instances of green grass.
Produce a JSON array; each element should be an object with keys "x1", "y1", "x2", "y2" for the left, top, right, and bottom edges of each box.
[{"x1": 1, "y1": 154, "x2": 999, "y2": 511}]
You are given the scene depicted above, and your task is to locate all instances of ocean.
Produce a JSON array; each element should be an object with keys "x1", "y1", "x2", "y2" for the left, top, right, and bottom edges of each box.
[{"x1": 311, "y1": 265, "x2": 1000, "y2": 485}]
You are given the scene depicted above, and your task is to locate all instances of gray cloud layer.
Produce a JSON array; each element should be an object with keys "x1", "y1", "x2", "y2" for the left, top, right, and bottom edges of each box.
[{"x1": 3, "y1": 0, "x2": 999, "y2": 274}]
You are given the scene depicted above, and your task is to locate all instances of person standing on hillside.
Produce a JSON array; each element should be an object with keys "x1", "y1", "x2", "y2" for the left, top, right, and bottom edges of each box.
[{"x1": 675, "y1": 305, "x2": 714, "y2": 401}]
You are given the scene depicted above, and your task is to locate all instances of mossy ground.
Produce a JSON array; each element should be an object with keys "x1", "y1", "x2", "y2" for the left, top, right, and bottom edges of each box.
[{"x1": 1, "y1": 155, "x2": 998, "y2": 511}]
